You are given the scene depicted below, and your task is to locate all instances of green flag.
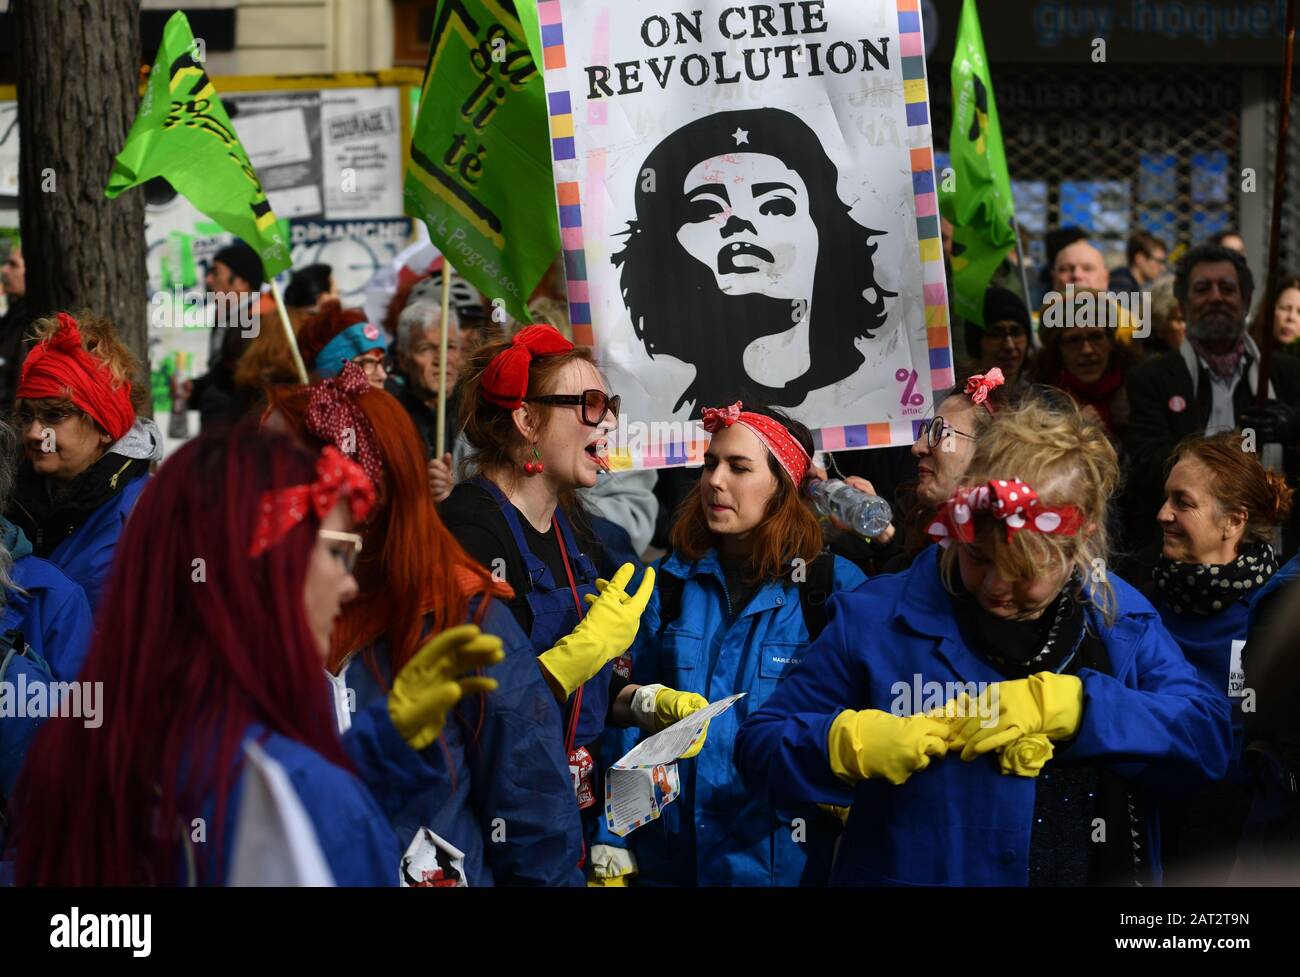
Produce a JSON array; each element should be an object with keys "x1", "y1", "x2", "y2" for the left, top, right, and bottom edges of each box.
[
  {"x1": 405, "y1": 0, "x2": 559, "y2": 323},
  {"x1": 105, "y1": 10, "x2": 290, "y2": 276},
  {"x1": 938, "y1": 0, "x2": 1016, "y2": 326}
]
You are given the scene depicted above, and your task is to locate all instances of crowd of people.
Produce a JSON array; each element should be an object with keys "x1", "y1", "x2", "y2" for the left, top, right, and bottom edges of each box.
[{"x1": 0, "y1": 222, "x2": 1297, "y2": 887}]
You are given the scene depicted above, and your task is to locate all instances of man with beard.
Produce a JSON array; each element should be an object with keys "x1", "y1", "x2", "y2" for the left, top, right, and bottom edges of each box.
[
  {"x1": 612, "y1": 107, "x2": 893, "y2": 418},
  {"x1": 1125, "y1": 243, "x2": 1300, "y2": 554}
]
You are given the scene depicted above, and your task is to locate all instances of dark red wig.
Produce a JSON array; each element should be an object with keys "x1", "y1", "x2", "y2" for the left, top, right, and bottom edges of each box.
[{"x1": 9, "y1": 423, "x2": 352, "y2": 885}]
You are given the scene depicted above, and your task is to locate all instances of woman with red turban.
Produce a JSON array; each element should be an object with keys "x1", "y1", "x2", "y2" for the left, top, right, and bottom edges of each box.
[{"x1": 5, "y1": 312, "x2": 162, "y2": 609}]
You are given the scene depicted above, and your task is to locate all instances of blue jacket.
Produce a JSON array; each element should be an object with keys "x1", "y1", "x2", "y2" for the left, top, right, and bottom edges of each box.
[
  {"x1": 342, "y1": 599, "x2": 584, "y2": 886},
  {"x1": 191, "y1": 700, "x2": 424, "y2": 886},
  {"x1": 46, "y1": 474, "x2": 149, "y2": 612},
  {"x1": 0, "y1": 642, "x2": 51, "y2": 801},
  {"x1": 0, "y1": 519, "x2": 93, "y2": 682},
  {"x1": 1153, "y1": 588, "x2": 1263, "y2": 783},
  {"x1": 734, "y1": 546, "x2": 1232, "y2": 886},
  {"x1": 619, "y1": 549, "x2": 866, "y2": 886}
]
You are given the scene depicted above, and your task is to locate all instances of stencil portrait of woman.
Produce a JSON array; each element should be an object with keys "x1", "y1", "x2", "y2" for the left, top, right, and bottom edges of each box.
[{"x1": 612, "y1": 107, "x2": 894, "y2": 418}]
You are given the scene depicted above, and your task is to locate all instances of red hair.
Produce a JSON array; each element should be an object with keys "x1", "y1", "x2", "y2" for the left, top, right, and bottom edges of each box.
[
  {"x1": 296, "y1": 298, "x2": 368, "y2": 371},
  {"x1": 10, "y1": 424, "x2": 350, "y2": 884},
  {"x1": 266, "y1": 383, "x2": 505, "y2": 674}
]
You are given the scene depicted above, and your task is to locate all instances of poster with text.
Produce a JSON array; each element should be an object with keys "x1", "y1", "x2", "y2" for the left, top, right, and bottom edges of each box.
[{"x1": 538, "y1": 0, "x2": 952, "y2": 468}]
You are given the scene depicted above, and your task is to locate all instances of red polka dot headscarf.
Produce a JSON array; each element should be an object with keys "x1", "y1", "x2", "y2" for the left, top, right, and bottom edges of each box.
[
  {"x1": 926, "y1": 478, "x2": 1084, "y2": 548},
  {"x1": 249, "y1": 446, "x2": 375, "y2": 558},
  {"x1": 701, "y1": 401, "x2": 811, "y2": 485}
]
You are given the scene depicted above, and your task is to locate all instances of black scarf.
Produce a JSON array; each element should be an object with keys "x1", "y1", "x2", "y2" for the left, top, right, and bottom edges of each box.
[
  {"x1": 950, "y1": 572, "x2": 1152, "y2": 885},
  {"x1": 7, "y1": 452, "x2": 149, "y2": 557},
  {"x1": 1152, "y1": 542, "x2": 1278, "y2": 616},
  {"x1": 951, "y1": 570, "x2": 1088, "y2": 679}
]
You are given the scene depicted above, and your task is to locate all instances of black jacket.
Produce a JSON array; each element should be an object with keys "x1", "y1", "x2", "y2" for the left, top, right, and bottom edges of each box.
[
  {"x1": 0, "y1": 296, "x2": 32, "y2": 413},
  {"x1": 1124, "y1": 345, "x2": 1300, "y2": 553}
]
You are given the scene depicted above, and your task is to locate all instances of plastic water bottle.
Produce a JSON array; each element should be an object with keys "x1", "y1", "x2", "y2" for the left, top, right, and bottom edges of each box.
[{"x1": 808, "y1": 479, "x2": 893, "y2": 538}]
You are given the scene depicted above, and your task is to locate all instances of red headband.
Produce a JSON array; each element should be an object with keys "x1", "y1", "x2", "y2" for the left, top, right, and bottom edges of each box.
[
  {"x1": 926, "y1": 478, "x2": 1084, "y2": 548},
  {"x1": 306, "y1": 362, "x2": 383, "y2": 487},
  {"x1": 16, "y1": 312, "x2": 135, "y2": 440},
  {"x1": 964, "y1": 367, "x2": 1005, "y2": 410},
  {"x1": 701, "y1": 401, "x2": 811, "y2": 485},
  {"x1": 249, "y1": 446, "x2": 376, "y2": 558},
  {"x1": 481, "y1": 325, "x2": 574, "y2": 409}
]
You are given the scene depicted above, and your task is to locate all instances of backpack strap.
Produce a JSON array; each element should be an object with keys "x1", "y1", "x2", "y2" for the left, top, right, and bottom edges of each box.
[
  {"x1": 657, "y1": 557, "x2": 837, "y2": 641},
  {"x1": 656, "y1": 570, "x2": 686, "y2": 631},
  {"x1": 797, "y1": 552, "x2": 838, "y2": 643},
  {"x1": 0, "y1": 628, "x2": 46, "y2": 685}
]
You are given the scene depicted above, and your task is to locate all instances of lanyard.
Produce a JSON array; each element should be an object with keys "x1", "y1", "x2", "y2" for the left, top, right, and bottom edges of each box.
[{"x1": 554, "y1": 520, "x2": 586, "y2": 753}]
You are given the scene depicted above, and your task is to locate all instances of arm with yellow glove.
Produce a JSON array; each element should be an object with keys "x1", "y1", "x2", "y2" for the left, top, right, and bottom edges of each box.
[
  {"x1": 388, "y1": 625, "x2": 505, "y2": 750},
  {"x1": 626, "y1": 684, "x2": 711, "y2": 758},
  {"x1": 341, "y1": 625, "x2": 504, "y2": 819},
  {"x1": 826, "y1": 708, "x2": 952, "y2": 786},
  {"x1": 537, "y1": 563, "x2": 655, "y2": 700}
]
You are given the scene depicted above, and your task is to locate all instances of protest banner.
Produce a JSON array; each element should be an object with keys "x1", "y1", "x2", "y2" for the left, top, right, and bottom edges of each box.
[{"x1": 536, "y1": 0, "x2": 953, "y2": 468}]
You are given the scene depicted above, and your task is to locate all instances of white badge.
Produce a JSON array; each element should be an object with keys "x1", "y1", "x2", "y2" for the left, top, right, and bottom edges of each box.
[{"x1": 1228, "y1": 639, "x2": 1246, "y2": 698}]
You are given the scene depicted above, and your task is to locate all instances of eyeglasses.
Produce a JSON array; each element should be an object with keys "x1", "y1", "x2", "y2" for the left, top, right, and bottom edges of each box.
[
  {"x1": 12, "y1": 404, "x2": 78, "y2": 428},
  {"x1": 984, "y1": 326, "x2": 1026, "y2": 342},
  {"x1": 352, "y1": 352, "x2": 392, "y2": 375},
  {"x1": 1058, "y1": 332, "x2": 1112, "y2": 351},
  {"x1": 918, "y1": 415, "x2": 976, "y2": 449},
  {"x1": 526, "y1": 389, "x2": 621, "y2": 427},
  {"x1": 318, "y1": 529, "x2": 363, "y2": 573}
]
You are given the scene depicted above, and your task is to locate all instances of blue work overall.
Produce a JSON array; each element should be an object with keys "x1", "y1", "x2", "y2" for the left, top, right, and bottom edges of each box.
[{"x1": 471, "y1": 478, "x2": 611, "y2": 807}]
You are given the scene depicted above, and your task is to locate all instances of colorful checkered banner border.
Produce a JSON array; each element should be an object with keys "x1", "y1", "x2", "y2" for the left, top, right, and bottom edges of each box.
[{"x1": 538, "y1": 0, "x2": 952, "y2": 469}]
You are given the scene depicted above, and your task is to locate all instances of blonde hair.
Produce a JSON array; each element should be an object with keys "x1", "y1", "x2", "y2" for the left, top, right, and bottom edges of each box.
[{"x1": 938, "y1": 393, "x2": 1121, "y2": 624}]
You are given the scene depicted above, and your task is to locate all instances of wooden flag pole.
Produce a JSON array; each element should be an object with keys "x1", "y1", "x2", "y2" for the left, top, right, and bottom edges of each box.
[
  {"x1": 436, "y1": 262, "x2": 452, "y2": 456},
  {"x1": 1257, "y1": 0, "x2": 1297, "y2": 405},
  {"x1": 269, "y1": 277, "x2": 308, "y2": 385}
]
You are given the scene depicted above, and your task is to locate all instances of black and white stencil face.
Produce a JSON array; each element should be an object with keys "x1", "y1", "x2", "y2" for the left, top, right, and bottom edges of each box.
[
  {"x1": 676, "y1": 153, "x2": 817, "y2": 301},
  {"x1": 613, "y1": 107, "x2": 894, "y2": 417}
]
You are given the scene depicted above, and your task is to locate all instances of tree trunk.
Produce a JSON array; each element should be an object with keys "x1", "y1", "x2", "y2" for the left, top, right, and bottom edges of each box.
[{"x1": 15, "y1": 0, "x2": 147, "y2": 377}]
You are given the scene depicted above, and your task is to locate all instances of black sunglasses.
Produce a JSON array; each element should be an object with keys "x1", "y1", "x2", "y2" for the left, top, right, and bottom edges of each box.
[{"x1": 526, "y1": 389, "x2": 620, "y2": 427}]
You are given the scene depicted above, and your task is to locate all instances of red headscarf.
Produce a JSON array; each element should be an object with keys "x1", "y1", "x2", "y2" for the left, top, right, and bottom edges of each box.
[
  {"x1": 701, "y1": 401, "x2": 812, "y2": 485},
  {"x1": 17, "y1": 312, "x2": 134, "y2": 440},
  {"x1": 480, "y1": 325, "x2": 574, "y2": 409}
]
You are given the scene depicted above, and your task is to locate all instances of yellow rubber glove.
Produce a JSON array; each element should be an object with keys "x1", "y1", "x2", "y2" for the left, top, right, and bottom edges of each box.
[
  {"x1": 826, "y1": 709, "x2": 951, "y2": 786},
  {"x1": 587, "y1": 844, "x2": 636, "y2": 887},
  {"x1": 538, "y1": 563, "x2": 655, "y2": 698},
  {"x1": 388, "y1": 625, "x2": 504, "y2": 750},
  {"x1": 656, "y1": 687, "x2": 710, "y2": 759},
  {"x1": 948, "y1": 672, "x2": 1084, "y2": 761}
]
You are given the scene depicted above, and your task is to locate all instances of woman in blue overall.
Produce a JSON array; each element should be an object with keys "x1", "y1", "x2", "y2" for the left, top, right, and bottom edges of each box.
[
  {"x1": 9, "y1": 429, "x2": 499, "y2": 884},
  {"x1": 268, "y1": 364, "x2": 585, "y2": 886},
  {"x1": 608, "y1": 403, "x2": 866, "y2": 886},
  {"x1": 440, "y1": 326, "x2": 660, "y2": 881},
  {"x1": 1145, "y1": 431, "x2": 1292, "y2": 882},
  {"x1": 736, "y1": 395, "x2": 1232, "y2": 886},
  {"x1": 6, "y1": 312, "x2": 161, "y2": 611}
]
